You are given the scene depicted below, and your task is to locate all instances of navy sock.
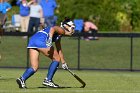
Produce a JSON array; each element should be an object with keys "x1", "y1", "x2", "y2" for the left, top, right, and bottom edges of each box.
[
  {"x1": 47, "y1": 61, "x2": 59, "y2": 81},
  {"x1": 21, "y1": 67, "x2": 35, "y2": 81}
]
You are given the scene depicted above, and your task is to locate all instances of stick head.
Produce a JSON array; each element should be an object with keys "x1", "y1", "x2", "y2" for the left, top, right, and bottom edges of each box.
[{"x1": 80, "y1": 83, "x2": 86, "y2": 88}]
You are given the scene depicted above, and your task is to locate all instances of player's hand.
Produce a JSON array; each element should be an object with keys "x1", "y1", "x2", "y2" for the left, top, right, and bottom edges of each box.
[
  {"x1": 46, "y1": 37, "x2": 52, "y2": 47},
  {"x1": 62, "y1": 63, "x2": 68, "y2": 70}
]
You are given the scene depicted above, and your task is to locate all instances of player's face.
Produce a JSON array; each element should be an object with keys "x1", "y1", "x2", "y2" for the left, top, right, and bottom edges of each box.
[{"x1": 64, "y1": 25, "x2": 75, "y2": 36}]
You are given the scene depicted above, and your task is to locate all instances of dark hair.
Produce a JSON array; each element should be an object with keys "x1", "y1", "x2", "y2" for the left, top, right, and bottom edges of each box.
[{"x1": 62, "y1": 17, "x2": 71, "y2": 25}]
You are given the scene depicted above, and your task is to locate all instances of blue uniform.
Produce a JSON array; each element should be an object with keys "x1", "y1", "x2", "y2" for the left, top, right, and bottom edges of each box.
[
  {"x1": 27, "y1": 27, "x2": 61, "y2": 48},
  {"x1": 0, "y1": 2, "x2": 12, "y2": 14},
  {"x1": 16, "y1": 0, "x2": 30, "y2": 17}
]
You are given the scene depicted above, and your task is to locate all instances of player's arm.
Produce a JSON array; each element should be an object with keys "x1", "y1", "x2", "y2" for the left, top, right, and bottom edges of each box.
[
  {"x1": 55, "y1": 38, "x2": 69, "y2": 70},
  {"x1": 27, "y1": 1, "x2": 34, "y2": 6},
  {"x1": 6, "y1": 3, "x2": 12, "y2": 12},
  {"x1": 53, "y1": 26, "x2": 65, "y2": 35},
  {"x1": 52, "y1": 25, "x2": 66, "y2": 57},
  {"x1": 55, "y1": 38, "x2": 65, "y2": 64}
]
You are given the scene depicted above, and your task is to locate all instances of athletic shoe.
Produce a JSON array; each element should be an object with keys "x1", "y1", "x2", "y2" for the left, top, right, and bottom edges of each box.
[
  {"x1": 16, "y1": 77, "x2": 27, "y2": 89},
  {"x1": 42, "y1": 79, "x2": 59, "y2": 88}
]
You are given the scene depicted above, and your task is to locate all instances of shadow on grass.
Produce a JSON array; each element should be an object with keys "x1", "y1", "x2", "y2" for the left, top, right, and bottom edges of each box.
[
  {"x1": 17, "y1": 86, "x2": 84, "y2": 89},
  {"x1": 37, "y1": 86, "x2": 81, "y2": 89}
]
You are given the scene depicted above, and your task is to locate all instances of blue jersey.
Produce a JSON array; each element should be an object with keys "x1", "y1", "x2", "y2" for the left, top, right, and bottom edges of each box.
[
  {"x1": 0, "y1": 2, "x2": 12, "y2": 14},
  {"x1": 40, "y1": 0, "x2": 57, "y2": 17},
  {"x1": 27, "y1": 27, "x2": 61, "y2": 48},
  {"x1": 16, "y1": 0, "x2": 30, "y2": 16}
]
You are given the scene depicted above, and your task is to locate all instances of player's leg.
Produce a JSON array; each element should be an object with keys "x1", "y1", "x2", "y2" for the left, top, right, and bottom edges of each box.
[
  {"x1": 47, "y1": 46, "x2": 60, "y2": 80},
  {"x1": 22, "y1": 48, "x2": 39, "y2": 80},
  {"x1": 16, "y1": 49, "x2": 39, "y2": 88},
  {"x1": 27, "y1": 18, "x2": 34, "y2": 32},
  {"x1": 38, "y1": 46, "x2": 60, "y2": 87},
  {"x1": 3, "y1": 14, "x2": 7, "y2": 28}
]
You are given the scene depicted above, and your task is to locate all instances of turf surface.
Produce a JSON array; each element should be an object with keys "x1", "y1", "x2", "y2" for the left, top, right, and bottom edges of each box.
[
  {"x1": 1, "y1": 36, "x2": 140, "y2": 70},
  {"x1": 0, "y1": 68, "x2": 140, "y2": 93}
]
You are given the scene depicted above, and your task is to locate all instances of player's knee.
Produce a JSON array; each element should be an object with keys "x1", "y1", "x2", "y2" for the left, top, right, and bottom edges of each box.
[
  {"x1": 32, "y1": 66, "x2": 38, "y2": 72},
  {"x1": 54, "y1": 56, "x2": 61, "y2": 62}
]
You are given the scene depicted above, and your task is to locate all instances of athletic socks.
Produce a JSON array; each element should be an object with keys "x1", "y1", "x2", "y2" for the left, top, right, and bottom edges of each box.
[
  {"x1": 47, "y1": 61, "x2": 59, "y2": 81},
  {"x1": 21, "y1": 61, "x2": 59, "y2": 81},
  {"x1": 21, "y1": 67, "x2": 35, "y2": 81}
]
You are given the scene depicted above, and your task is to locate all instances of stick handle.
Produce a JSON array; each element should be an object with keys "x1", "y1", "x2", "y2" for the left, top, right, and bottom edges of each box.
[{"x1": 67, "y1": 68, "x2": 75, "y2": 76}]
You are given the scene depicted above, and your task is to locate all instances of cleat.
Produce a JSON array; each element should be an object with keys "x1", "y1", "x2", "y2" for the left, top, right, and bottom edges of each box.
[
  {"x1": 16, "y1": 77, "x2": 27, "y2": 89},
  {"x1": 42, "y1": 79, "x2": 59, "y2": 88}
]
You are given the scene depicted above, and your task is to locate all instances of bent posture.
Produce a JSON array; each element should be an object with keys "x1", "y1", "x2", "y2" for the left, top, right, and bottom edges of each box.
[{"x1": 16, "y1": 18, "x2": 75, "y2": 88}]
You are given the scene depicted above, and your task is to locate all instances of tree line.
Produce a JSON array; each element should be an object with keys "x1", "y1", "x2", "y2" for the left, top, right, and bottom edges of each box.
[{"x1": 8, "y1": 0, "x2": 140, "y2": 32}]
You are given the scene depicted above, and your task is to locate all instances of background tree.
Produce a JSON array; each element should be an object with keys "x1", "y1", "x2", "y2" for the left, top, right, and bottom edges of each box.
[{"x1": 7, "y1": 0, "x2": 140, "y2": 32}]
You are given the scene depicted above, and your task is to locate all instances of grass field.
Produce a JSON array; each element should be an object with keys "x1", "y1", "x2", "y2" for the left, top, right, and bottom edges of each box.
[
  {"x1": 0, "y1": 36, "x2": 140, "y2": 70},
  {"x1": 1, "y1": 36, "x2": 140, "y2": 93},
  {"x1": 0, "y1": 68, "x2": 140, "y2": 93}
]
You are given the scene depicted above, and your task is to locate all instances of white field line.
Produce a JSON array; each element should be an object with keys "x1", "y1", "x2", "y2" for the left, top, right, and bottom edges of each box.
[{"x1": 1, "y1": 89, "x2": 140, "y2": 93}]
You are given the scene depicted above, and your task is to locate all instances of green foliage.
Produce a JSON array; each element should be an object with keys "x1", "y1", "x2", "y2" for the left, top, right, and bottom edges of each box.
[
  {"x1": 56, "y1": 0, "x2": 140, "y2": 31},
  {"x1": 8, "y1": 0, "x2": 140, "y2": 31},
  {"x1": 7, "y1": 6, "x2": 19, "y2": 20}
]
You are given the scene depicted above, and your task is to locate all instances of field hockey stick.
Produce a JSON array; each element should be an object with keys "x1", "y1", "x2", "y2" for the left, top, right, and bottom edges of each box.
[{"x1": 66, "y1": 68, "x2": 86, "y2": 88}]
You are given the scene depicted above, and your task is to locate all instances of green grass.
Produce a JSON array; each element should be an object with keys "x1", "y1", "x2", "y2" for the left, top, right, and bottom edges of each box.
[
  {"x1": 0, "y1": 68, "x2": 140, "y2": 93},
  {"x1": 1, "y1": 36, "x2": 140, "y2": 70}
]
